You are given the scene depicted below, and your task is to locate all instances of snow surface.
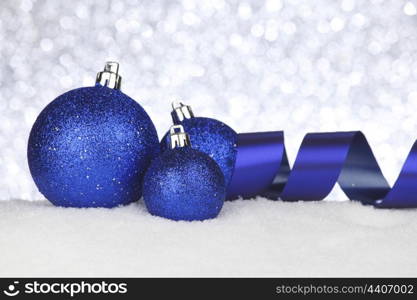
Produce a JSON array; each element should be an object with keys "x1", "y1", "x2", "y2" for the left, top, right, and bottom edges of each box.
[{"x1": 1, "y1": 199, "x2": 416, "y2": 277}]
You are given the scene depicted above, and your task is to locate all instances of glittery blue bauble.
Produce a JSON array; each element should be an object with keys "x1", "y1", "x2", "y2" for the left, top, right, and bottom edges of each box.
[
  {"x1": 28, "y1": 85, "x2": 159, "y2": 208},
  {"x1": 161, "y1": 117, "x2": 237, "y2": 188},
  {"x1": 143, "y1": 147, "x2": 225, "y2": 221}
]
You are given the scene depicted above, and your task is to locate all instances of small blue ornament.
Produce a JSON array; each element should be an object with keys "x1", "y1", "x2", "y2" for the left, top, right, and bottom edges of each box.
[
  {"x1": 144, "y1": 125, "x2": 225, "y2": 221},
  {"x1": 28, "y1": 62, "x2": 159, "y2": 208},
  {"x1": 161, "y1": 102, "x2": 237, "y2": 188}
]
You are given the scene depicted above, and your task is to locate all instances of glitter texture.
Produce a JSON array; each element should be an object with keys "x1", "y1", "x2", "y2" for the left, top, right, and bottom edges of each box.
[
  {"x1": 2, "y1": 0, "x2": 417, "y2": 201},
  {"x1": 143, "y1": 146, "x2": 225, "y2": 221},
  {"x1": 161, "y1": 117, "x2": 238, "y2": 188},
  {"x1": 28, "y1": 85, "x2": 159, "y2": 207}
]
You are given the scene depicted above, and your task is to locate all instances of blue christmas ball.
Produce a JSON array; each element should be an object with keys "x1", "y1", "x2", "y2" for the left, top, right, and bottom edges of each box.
[
  {"x1": 28, "y1": 85, "x2": 159, "y2": 208},
  {"x1": 143, "y1": 146, "x2": 226, "y2": 221},
  {"x1": 161, "y1": 117, "x2": 237, "y2": 188}
]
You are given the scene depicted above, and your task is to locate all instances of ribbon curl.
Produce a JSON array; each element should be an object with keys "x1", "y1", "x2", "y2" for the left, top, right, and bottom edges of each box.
[{"x1": 227, "y1": 131, "x2": 417, "y2": 208}]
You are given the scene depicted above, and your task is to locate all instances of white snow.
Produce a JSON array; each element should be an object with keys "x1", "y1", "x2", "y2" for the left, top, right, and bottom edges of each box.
[
  {"x1": 1, "y1": 199, "x2": 416, "y2": 277},
  {"x1": 1, "y1": 1, "x2": 416, "y2": 278}
]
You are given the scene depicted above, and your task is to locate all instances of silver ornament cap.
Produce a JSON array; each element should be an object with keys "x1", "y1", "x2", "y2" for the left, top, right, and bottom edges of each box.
[
  {"x1": 170, "y1": 125, "x2": 191, "y2": 149},
  {"x1": 96, "y1": 61, "x2": 122, "y2": 90},
  {"x1": 171, "y1": 101, "x2": 194, "y2": 124}
]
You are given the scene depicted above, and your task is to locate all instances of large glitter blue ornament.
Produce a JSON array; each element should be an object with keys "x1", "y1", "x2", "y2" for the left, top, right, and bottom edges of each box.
[
  {"x1": 144, "y1": 125, "x2": 225, "y2": 221},
  {"x1": 161, "y1": 102, "x2": 237, "y2": 188},
  {"x1": 28, "y1": 62, "x2": 159, "y2": 208}
]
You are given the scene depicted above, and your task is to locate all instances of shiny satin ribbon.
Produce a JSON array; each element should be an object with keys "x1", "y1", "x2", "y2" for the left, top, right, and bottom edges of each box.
[{"x1": 227, "y1": 131, "x2": 417, "y2": 208}]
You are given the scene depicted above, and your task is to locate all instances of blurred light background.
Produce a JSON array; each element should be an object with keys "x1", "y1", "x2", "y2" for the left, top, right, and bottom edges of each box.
[{"x1": 1, "y1": 0, "x2": 417, "y2": 201}]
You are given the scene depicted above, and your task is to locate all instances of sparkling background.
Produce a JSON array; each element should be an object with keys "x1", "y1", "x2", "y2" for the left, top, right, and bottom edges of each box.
[{"x1": 1, "y1": 0, "x2": 417, "y2": 201}]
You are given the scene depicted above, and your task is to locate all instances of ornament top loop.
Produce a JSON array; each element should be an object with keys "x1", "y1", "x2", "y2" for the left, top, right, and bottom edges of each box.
[
  {"x1": 171, "y1": 101, "x2": 194, "y2": 124},
  {"x1": 170, "y1": 125, "x2": 191, "y2": 149},
  {"x1": 96, "y1": 61, "x2": 122, "y2": 90}
]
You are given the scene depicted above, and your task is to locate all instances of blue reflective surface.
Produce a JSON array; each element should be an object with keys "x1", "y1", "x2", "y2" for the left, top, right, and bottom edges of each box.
[{"x1": 228, "y1": 131, "x2": 417, "y2": 208}]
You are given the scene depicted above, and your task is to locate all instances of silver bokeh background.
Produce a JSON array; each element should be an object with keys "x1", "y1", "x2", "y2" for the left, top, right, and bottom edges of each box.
[{"x1": 1, "y1": 0, "x2": 417, "y2": 201}]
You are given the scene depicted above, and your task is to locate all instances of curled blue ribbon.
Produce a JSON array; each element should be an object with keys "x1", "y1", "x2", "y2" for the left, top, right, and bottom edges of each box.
[{"x1": 227, "y1": 131, "x2": 417, "y2": 208}]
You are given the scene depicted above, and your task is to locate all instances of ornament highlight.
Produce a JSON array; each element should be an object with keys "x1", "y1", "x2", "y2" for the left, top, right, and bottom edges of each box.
[
  {"x1": 28, "y1": 62, "x2": 160, "y2": 208},
  {"x1": 161, "y1": 102, "x2": 238, "y2": 188},
  {"x1": 143, "y1": 125, "x2": 225, "y2": 221}
]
